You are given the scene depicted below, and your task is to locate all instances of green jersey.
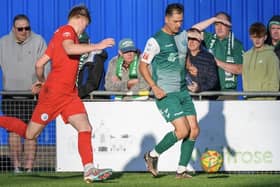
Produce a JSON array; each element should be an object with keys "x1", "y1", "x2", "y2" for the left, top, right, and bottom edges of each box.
[{"x1": 142, "y1": 30, "x2": 187, "y2": 93}]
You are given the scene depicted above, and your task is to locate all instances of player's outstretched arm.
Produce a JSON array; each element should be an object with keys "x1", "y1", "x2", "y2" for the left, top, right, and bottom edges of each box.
[
  {"x1": 63, "y1": 38, "x2": 115, "y2": 55},
  {"x1": 93, "y1": 38, "x2": 115, "y2": 50},
  {"x1": 35, "y1": 54, "x2": 50, "y2": 82},
  {"x1": 192, "y1": 17, "x2": 231, "y2": 31}
]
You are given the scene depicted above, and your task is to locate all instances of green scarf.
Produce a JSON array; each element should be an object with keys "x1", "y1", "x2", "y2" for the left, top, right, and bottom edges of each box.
[
  {"x1": 116, "y1": 55, "x2": 138, "y2": 79},
  {"x1": 75, "y1": 53, "x2": 89, "y2": 86},
  {"x1": 209, "y1": 32, "x2": 237, "y2": 89}
]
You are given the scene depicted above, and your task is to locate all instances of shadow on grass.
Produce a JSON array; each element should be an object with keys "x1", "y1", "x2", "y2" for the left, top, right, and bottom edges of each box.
[
  {"x1": 153, "y1": 173, "x2": 168, "y2": 179},
  {"x1": 18, "y1": 173, "x2": 82, "y2": 180},
  {"x1": 110, "y1": 172, "x2": 124, "y2": 179},
  {"x1": 18, "y1": 172, "x2": 120, "y2": 184},
  {"x1": 207, "y1": 174, "x2": 229, "y2": 179}
]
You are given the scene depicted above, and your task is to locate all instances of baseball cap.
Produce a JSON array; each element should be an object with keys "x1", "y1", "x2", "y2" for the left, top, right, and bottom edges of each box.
[
  {"x1": 269, "y1": 15, "x2": 280, "y2": 27},
  {"x1": 118, "y1": 38, "x2": 137, "y2": 53}
]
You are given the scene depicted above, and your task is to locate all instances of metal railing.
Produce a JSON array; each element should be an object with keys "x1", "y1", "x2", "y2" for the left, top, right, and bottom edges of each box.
[
  {"x1": 1, "y1": 90, "x2": 280, "y2": 101},
  {"x1": 0, "y1": 91, "x2": 37, "y2": 100},
  {"x1": 89, "y1": 90, "x2": 280, "y2": 100}
]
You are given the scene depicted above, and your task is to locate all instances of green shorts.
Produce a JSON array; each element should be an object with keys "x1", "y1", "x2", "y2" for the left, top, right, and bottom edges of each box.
[{"x1": 155, "y1": 90, "x2": 196, "y2": 122}]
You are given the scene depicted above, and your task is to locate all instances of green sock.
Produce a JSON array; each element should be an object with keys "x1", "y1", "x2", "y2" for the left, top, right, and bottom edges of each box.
[
  {"x1": 179, "y1": 139, "x2": 195, "y2": 166},
  {"x1": 155, "y1": 131, "x2": 178, "y2": 154}
]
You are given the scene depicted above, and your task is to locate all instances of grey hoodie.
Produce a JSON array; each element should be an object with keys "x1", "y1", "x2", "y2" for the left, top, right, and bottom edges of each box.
[{"x1": 0, "y1": 31, "x2": 47, "y2": 91}]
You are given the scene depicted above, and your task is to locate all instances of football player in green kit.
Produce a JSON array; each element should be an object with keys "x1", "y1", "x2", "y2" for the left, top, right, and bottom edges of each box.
[{"x1": 139, "y1": 3, "x2": 199, "y2": 179}]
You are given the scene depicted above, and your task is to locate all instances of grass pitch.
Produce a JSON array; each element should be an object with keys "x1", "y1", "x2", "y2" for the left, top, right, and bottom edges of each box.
[{"x1": 0, "y1": 172, "x2": 280, "y2": 187}]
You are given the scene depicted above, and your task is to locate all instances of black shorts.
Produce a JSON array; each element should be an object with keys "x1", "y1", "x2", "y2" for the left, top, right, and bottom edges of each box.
[{"x1": 1, "y1": 95, "x2": 37, "y2": 123}]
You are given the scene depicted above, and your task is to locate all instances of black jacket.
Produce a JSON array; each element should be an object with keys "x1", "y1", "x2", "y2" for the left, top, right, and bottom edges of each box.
[
  {"x1": 188, "y1": 49, "x2": 220, "y2": 92},
  {"x1": 265, "y1": 15, "x2": 280, "y2": 60},
  {"x1": 77, "y1": 50, "x2": 108, "y2": 99}
]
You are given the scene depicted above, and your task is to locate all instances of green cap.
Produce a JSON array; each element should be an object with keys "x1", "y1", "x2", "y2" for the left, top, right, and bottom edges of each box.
[
  {"x1": 269, "y1": 21, "x2": 280, "y2": 27},
  {"x1": 118, "y1": 38, "x2": 137, "y2": 53}
]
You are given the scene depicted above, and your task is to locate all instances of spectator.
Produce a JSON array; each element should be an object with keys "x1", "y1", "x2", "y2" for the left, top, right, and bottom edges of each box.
[
  {"x1": 186, "y1": 28, "x2": 220, "y2": 99},
  {"x1": 192, "y1": 12, "x2": 244, "y2": 100},
  {"x1": 243, "y1": 22, "x2": 280, "y2": 100},
  {"x1": 105, "y1": 38, "x2": 150, "y2": 100},
  {"x1": 140, "y1": 3, "x2": 199, "y2": 178},
  {"x1": 0, "y1": 14, "x2": 48, "y2": 173},
  {"x1": 265, "y1": 15, "x2": 280, "y2": 60},
  {"x1": 77, "y1": 32, "x2": 108, "y2": 99}
]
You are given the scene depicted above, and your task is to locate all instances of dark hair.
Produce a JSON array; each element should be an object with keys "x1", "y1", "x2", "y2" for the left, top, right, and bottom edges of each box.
[
  {"x1": 68, "y1": 5, "x2": 91, "y2": 24},
  {"x1": 215, "y1": 11, "x2": 231, "y2": 23},
  {"x1": 165, "y1": 3, "x2": 184, "y2": 16},
  {"x1": 13, "y1": 14, "x2": 30, "y2": 26},
  {"x1": 249, "y1": 22, "x2": 266, "y2": 37}
]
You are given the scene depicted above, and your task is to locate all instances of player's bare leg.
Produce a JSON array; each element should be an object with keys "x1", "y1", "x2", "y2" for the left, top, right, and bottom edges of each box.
[
  {"x1": 24, "y1": 139, "x2": 36, "y2": 172},
  {"x1": 9, "y1": 132, "x2": 22, "y2": 173},
  {"x1": 24, "y1": 121, "x2": 45, "y2": 173},
  {"x1": 25, "y1": 121, "x2": 45, "y2": 140}
]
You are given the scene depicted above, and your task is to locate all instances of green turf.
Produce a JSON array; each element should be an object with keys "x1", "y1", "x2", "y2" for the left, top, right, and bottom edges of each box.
[{"x1": 0, "y1": 172, "x2": 280, "y2": 187}]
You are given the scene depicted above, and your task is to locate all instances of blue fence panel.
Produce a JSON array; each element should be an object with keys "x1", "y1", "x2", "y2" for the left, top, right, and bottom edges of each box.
[
  {"x1": 0, "y1": 0, "x2": 279, "y2": 51},
  {"x1": 0, "y1": 128, "x2": 8, "y2": 145},
  {"x1": 37, "y1": 120, "x2": 56, "y2": 145}
]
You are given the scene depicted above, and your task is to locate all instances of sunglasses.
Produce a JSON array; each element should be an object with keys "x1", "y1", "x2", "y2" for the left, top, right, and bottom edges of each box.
[{"x1": 16, "y1": 26, "x2": 31, "y2": 32}]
